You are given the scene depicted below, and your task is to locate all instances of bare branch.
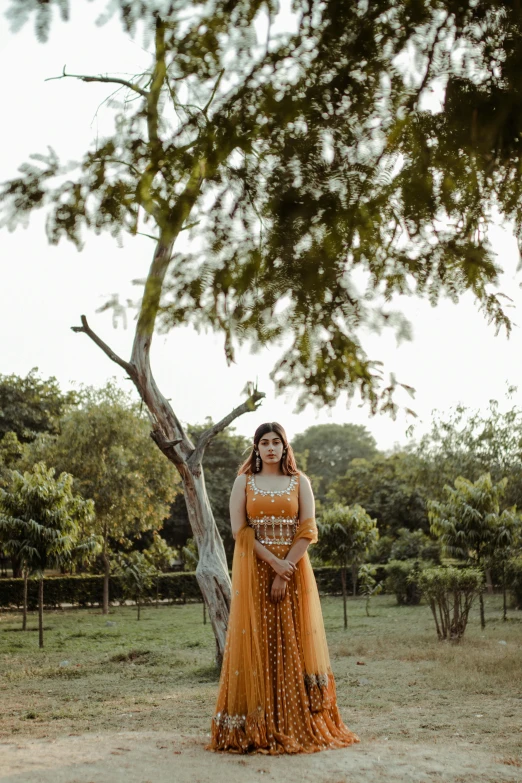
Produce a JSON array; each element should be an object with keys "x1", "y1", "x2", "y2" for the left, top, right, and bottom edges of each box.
[
  {"x1": 46, "y1": 66, "x2": 149, "y2": 98},
  {"x1": 188, "y1": 390, "x2": 265, "y2": 468},
  {"x1": 71, "y1": 315, "x2": 135, "y2": 377},
  {"x1": 202, "y1": 68, "x2": 225, "y2": 117}
]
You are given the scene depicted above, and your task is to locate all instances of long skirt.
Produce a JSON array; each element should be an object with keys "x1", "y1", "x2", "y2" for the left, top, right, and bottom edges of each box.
[{"x1": 208, "y1": 540, "x2": 360, "y2": 754}]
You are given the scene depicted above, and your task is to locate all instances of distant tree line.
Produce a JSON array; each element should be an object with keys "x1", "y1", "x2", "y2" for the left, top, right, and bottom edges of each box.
[{"x1": 1, "y1": 370, "x2": 522, "y2": 641}]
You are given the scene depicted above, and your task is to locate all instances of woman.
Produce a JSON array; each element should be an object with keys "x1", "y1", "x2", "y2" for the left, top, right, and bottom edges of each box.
[{"x1": 208, "y1": 422, "x2": 360, "y2": 754}]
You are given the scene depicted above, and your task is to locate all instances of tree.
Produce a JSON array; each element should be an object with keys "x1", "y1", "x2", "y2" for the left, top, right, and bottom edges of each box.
[
  {"x1": 291, "y1": 424, "x2": 378, "y2": 502},
  {"x1": 0, "y1": 432, "x2": 28, "y2": 576},
  {"x1": 114, "y1": 551, "x2": 157, "y2": 620},
  {"x1": 0, "y1": 462, "x2": 95, "y2": 646},
  {"x1": 413, "y1": 394, "x2": 522, "y2": 509},
  {"x1": 0, "y1": 369, "x2": 77, "y2": 443},
  {"x1": 329, "y1": 452, "x2": 429, "y2": 536},
  {"x1": 316, "y1": 503, "x2": 378, "y2": 628},
  {"x1": 357, "y1": 563, "x2": 383, "y2": 618},
  {"x1": 28, "y1": 383, "x2": 179, "y2": 613},
  {"x1": 415, "y1": 566, "x2": 484, "y2": 642},
  {"x1": 3, "y1": 0, "x2": 520, "y2": 659},
  {"x1": 488, "y1": 513, "x2": 522, "y2": 621},
  {"x1": 428, "y1": 473, "x2": 518, "y2": 629}
]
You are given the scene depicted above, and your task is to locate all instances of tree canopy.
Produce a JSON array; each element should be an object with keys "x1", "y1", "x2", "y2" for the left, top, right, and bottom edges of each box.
[
  {"x1": 2, "y1": 0, "x2": 519, "y2": 413},
  {"x1": 27, "y1": 383, "x2": 180, "y2": 546},
  {"x1": 0, "y1": 369, "x2": 77, "y2": 443},
  {"x1": 328, "y1": 452, "x2": 429, "y2": 535},
  {"x1": 412, "y1": 393, "x2": 522, "y2": 508},
  {"x1": 291, "y1": 423, "x2": 378, "y2": 501}
]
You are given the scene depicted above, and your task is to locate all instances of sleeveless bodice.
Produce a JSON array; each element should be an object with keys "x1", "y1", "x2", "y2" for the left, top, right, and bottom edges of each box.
[{"x1": 246, "y1": 472, "x2": 300, "y2": 544}]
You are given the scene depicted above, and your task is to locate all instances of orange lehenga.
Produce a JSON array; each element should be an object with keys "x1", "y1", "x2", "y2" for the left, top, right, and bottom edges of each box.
[{"x1": 208, "y1": 473, "x2": 360, "y2": 754}]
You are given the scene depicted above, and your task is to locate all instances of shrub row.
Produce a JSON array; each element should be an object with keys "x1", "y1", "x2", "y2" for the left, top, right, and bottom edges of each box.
[
  {"x1": 2, "y1": 560, "x2": 519, "y2": 610},
  {"x1": 0, "y1": 572, "x2": 203, "y2": 610},
  {"x1": 0, "y1": 566, "x2": 361, "y2": 609}
]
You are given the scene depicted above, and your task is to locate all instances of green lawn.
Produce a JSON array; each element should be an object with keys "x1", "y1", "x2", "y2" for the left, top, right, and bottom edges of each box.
[{"x1": 1, "y1": 594, "x2": 521, "y2": 761}]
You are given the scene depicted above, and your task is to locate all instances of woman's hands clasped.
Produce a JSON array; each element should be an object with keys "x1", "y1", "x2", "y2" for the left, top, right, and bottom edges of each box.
[
  {"x1": 272, "y1": 557, "x2": 296, "y2": 581},
  {"x1": 270, "y1": 558, "x2": 296, "y2": 603}
]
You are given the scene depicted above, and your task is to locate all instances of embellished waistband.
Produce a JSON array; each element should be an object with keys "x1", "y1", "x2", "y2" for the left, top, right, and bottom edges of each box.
[{"x1": 247, "y1": 515, "x2": 298, "y2": 545}]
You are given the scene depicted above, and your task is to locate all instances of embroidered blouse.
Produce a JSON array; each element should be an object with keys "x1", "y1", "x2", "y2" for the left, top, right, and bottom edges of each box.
[{"x1": 245, "y1": 472, "x2": 300, "y2": 545}]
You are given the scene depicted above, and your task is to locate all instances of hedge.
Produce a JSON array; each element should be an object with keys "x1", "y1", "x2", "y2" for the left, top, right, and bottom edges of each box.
[
  {"x1": 0, "y1": 572, "x2": 203, "y2": 610},
  {"x1": 0, "y1": 566, "x2": 373, "y2": 610}
]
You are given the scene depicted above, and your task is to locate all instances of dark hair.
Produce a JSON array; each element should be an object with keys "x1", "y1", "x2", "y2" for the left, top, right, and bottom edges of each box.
[{"x1": 238, "y1": 422, "x2": 299, "y2": 476}]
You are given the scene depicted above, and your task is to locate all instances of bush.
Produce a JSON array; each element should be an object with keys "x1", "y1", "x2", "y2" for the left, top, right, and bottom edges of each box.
[
  {"x1": 414, "y1": 566, "x2": 483, "y2": 641},
  {"x1": 0, "y1": 572, "x2": 203, "y2": 609},
  {"x1": 384, "y1": 559, "x2": 426, "y2": 605},
  {"x1": 0, "y1": 566, "x2": 371, "y2": 608},
  {"x1": 389, "y1": 528, "x2": 441, "y2": 563}
]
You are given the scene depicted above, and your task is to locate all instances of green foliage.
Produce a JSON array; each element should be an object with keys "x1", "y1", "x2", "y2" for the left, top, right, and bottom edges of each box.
[
  {"x1": 27, "y1": 382, "x2": 179, "y2": 550},
  {"x1": 291, "y1": 423, "x2": 378, "y2": 501},
  {"x1": 2, "y1": 2, "x2": 518, "y2": 413},
  {"x1": 113, "y1": 551, "x2": 157, "y2": 619},
  {"x1": 428, "y1": 473, "x2": 518, "y2": 567},
  {"x1": 384, "y1": 559, "x2": 426, "y2": 606},
  {"x1": 412, "y1": 394, "x2": 522, "y2": 509},
  {"x1": 389, "y1": 527, "x2": 441, "y2": 563},
  {"x1": 414, "y1": 566, "x2": 484, "y2": 641},
  {"x1": 182, "y1": 538, "x2": 199, "y2": 571},
  {"x1": 0, "y1": 369, "x2": 77, "y2": 443},
  {"x1": 357, "y1": 563, "x2": 384, "y2": 617},
  {"x1": 0, "y1": 432, "x2": 27, "y2": 490},
  {"x1": 0, "y1": 572, "x2": 202, "y2": 609},
  {"x1": 316, "y1": 503, "x2": 379, "y2": 569},
  {"x1": 329, "y1": 452, "x2": 428, "y2": 536},
  {"x1": 0, "y1": 462, "x2": 96, "y2": 575},
  {"x1": 0, "y1": 566, "x2": 353, "y2": 609},
  {"x1": 142, "y1": 532, "x2": 179, "y2": 572}
]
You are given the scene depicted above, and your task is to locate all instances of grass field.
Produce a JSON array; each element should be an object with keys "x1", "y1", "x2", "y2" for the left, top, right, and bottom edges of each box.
[{"x1": 1, "y1": 593, "x2": 521, "y2": 765}]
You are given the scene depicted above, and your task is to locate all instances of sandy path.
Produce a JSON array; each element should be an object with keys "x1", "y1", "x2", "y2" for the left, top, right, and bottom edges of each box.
[{"x1": 1, "y1": 731, "x2": 521, "y2": 783}]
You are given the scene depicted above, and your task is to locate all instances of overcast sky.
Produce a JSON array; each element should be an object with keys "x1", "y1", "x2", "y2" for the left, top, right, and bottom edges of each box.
[{"x1": 2, "y1": 1, "x2": 522, "y2": 451}]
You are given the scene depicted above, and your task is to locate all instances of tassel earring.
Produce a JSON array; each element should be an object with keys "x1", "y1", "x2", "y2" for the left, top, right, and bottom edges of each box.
[{"x1": 255, "y1": 451, "x2": 261, "y2": 472}]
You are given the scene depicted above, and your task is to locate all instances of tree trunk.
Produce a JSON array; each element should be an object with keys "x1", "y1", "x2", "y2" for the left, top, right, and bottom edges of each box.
[
  {"x1": 203, "y1": 599, "x2": 207, "y2": 625},
  {"x1": 22, "y1": 570, "x2": 28, "y2": 631},
  {"x1": 137, "y1": 597, "x2": 141, "y2": 621},
  {"x1": 502, "y1": 561, "x2": 507, "y2": 622},
  {"x1": 340, "y1": 565, "x2": 348, "y2": 630},
  {"x1": 11, "y1": 553, "x2": 22, "y2": 579},
  {"x1": 38, "y1": 577, "x2": 44, "y2": 649},
  {"x1": 351, "y1": 561, "x2": 358, "y2": 597},
  {"x1": 74, "y1": 229, "x2": 262, "y2": 666},
  {"x1": 178, "y1": 464, "x2": 231, "y2": 665},
  {"x1": 479, "y1": 591, "x2": 486, "y2": 630},
  {"x1": 102, "y1": 533, "x2": 110, "y2": 615}
]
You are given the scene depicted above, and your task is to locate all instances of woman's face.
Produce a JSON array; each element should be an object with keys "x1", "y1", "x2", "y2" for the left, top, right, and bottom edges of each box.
[{"x1": 256, "y1": 430, "x2": 285, "y2": 466}]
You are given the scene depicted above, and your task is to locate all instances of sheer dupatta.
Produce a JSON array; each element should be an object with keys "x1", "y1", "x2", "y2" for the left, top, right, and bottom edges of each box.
[
  {"x1": 210, "y1": 516, "x2": 333, "y2": 749},
  {"x1": 292, "y1": 517, "x2": 334, "y2": 710},
  {"x1": 210, "y1": 524, "x2": 266, "y2": 749}
]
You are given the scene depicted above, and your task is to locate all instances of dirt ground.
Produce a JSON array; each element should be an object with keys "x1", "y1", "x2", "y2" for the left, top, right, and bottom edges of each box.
[
  {"x1": 2, "y1": 598, "x2": 521, "y2": 782},
  {"x1": 1, "y1": 729, "x2": 522, "y2": 783}
]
